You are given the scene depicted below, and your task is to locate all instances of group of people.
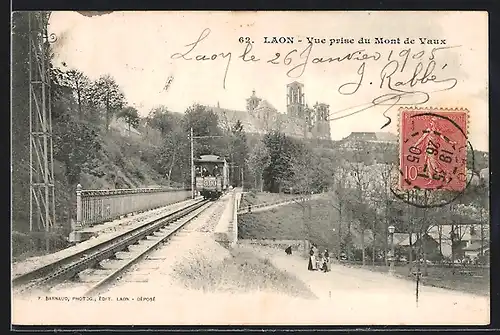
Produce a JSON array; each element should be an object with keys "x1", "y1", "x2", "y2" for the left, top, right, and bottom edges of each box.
[
  {"x1": 195, "y1": 165, "x2": 221, "y2": 177},
  {"x1": 308, "y1": 245, "x2": 330, "y2": 273},
  {"x1": 282, "y1": 244, "x2": 331, "y2": 273}
]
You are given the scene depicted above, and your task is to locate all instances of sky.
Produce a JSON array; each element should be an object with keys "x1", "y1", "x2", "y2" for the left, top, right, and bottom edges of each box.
[{"x1": 48, "y1": 11, "x2": 489, "y2": 151}]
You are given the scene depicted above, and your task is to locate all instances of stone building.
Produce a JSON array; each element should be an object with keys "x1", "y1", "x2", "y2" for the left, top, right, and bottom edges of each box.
[
  {"x1": 208, "y1": 82, "x2": 331, "y2": 140},
  {"x1": 339, "y1": 132, "x2": 399, "y2": 149}
]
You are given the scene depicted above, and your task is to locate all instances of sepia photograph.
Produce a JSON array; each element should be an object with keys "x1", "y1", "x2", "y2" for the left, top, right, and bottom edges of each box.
[{"x1": 11, "y1": 11, "x2": 489, "y2": 326}]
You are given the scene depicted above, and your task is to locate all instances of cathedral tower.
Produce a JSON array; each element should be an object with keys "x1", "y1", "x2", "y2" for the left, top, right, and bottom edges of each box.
[
  {"x1": 246, "y1": 90, "x2": 261, "y2": 116},
  {"x1": 312, "y1": 102, "x2": 331, "y2": 140},
  {"x1": 286, "y1": 82, "x2": 305, "y2": 119}
]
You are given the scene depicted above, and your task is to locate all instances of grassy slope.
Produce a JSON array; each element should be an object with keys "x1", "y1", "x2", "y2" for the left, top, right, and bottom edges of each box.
[
  {"x1": 172, "y1": 246, "x2": 316, "y2": 299},
  {"x1": 12, "y1": 128, "x2": 169, "y2": 259},
  {"x1": 80, "y1": 130, "x2": 166, "y2": 190},
  {"x1": 239, "y1": 191, "x2": 302, "y2": 209},
  {"x1": 238, "y1": 197, "x2": 368, "y2": 252}
]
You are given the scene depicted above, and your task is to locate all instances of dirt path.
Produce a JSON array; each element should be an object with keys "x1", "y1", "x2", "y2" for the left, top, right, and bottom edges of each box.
[
  {"x1": 12, "y1": 234, "x2": 489, "y2": 325},
  {"x1": 238, "y1": 194, "x2": 326, "y2": 215},
  {"x1": 252, "y1": 245, "x2": 489, "y2": 325}
]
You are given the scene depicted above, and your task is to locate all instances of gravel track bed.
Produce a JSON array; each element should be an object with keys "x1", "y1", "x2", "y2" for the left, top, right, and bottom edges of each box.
[
  {"x1": 196, "y1": 198, "x2": 229, "y2": 233},
  {"x1": 91, "y1": 192, "x2": 234, "y2": 295},
  {"x1": 12, "y1": 198, "x2": 200, "y2": 278}
]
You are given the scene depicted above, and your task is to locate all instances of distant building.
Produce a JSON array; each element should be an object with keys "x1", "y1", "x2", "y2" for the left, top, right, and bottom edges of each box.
[
  {"x1": 339, "y1": 132, "x2": 398, "y2": 148},
  {"x1": 463, "y1": 242, "x2": 490, "y2": 259},
  {"x1": 394, "y1": 223, "x2": 489, "y2": 260},
  {"x1": 207, "y1": 82, "x2": 331, "y2": 140},
  {"x1": 480, "y1": 167, "x2": 489, "y2": 183}
]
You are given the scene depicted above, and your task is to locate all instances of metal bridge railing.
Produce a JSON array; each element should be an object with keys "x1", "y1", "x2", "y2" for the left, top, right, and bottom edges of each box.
[{"x1": 76, "y1": 184, "x2": 191, "y2": 227}]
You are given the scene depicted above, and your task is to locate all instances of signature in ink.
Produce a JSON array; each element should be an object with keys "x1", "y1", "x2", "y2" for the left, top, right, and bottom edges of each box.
[
  {"x1": 170, "y1": 28, "x2": 232, "y2": 89},
  {"x1": 330, "y1": 46, "x2": 459, "y2": 129},
  {"x1": 328, "y1": 90, "x2": 430, "y2": 127}
]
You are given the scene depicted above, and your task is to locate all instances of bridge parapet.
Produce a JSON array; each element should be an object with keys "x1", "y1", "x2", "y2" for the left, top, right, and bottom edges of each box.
[
  {"x1": 214, "y1": 188, "x2": 242, "y2": 248},
  {"x1": 75, "y1": 184, "x2": 191, "y2": 228}
]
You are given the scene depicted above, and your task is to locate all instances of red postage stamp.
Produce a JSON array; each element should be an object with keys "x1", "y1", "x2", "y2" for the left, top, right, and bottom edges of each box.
[{"x1": 399, "y1": 107, "x2": 468, "y2": 191}]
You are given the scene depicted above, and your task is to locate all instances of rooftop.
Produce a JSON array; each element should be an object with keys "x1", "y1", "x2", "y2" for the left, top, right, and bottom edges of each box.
[
  {"x1": 255, "y1": 99, "x2": 277, "y2": 111},
  {"x1": 195, "y1": 155, "x2": 226, "y2": 163},
  {"x1": 343, "y1": 132, "x2": 398, "y2": 143},
  {"x1": 463, "y1": 242, "x2": 489, "y2": 252}
]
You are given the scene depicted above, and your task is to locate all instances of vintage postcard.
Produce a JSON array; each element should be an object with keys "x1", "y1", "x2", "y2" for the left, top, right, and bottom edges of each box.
[{"x1": 11, "y1": 11, "x2": 489, "y2": 326}]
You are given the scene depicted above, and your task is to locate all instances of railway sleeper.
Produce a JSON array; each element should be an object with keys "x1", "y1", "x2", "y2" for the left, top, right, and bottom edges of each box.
[
  {"x1": 92, "y1": 262, "x2": 105, "y2": 270},
  {"x1": 15, "y1": 200, "x2": 209, "y2": 294}
]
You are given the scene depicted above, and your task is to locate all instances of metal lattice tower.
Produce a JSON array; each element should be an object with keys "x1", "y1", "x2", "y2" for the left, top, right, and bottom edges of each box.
[{"x1": 28, "y1": 11, "x2": 56, "y2": 238}]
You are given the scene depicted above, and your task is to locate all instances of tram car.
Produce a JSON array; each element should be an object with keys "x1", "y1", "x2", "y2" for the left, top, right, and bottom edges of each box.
[{"x1": 194, "y1": 154, "x2": 229, "y2": 200}]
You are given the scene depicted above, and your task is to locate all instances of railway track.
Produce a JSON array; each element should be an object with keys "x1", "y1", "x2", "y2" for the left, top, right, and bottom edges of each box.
[{"x1": 13, "y1": 199, "x2": 212, "y2": 297}]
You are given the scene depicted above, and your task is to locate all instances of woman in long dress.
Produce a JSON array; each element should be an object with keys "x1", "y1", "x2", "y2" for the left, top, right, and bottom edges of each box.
[{"x1": 308, "y1": 247, "x2": 317, "y2": 270}]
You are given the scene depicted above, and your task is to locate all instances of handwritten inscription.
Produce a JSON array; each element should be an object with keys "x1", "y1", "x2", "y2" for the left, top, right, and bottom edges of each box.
[{"x1": 170, "y1": 28, "x2": 459, "y2": 128}]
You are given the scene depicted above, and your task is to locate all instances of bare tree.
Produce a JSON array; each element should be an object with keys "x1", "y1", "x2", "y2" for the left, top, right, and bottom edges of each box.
[
  {"x1": 328, "y1": 165, "x2": 352, "y2": 260},
  {"x1": 288, "y1": 145, "x2": 317, "y2": 254},
  {"x1": 346, "y1": 161, "x2": 371, "y2": 265}
]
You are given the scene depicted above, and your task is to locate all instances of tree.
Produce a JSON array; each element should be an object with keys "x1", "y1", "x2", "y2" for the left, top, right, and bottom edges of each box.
[
  {"x1": 372, "y1": 163, "x2": 395, "y2": 266},
  {"x1": 12, "y1": 11, "x2": 31, "y2": 232},
  {"x1": 82, "y1": 80, "x2": 102, "y2": 123},
  {"x1": 261, "y1": 131, "x2": 299, "y2": 193},
  {"x1": 286, "y1": 142, "x2": 313, "y2": 193},
  {"x1": 143, "y1": 107, "x2": 189, "y2": 185},
  {"x1": 345, "y1": 161, "x2": 372, "y2": 266},
  {"x1": 146, "y1": 106, "x2": 178, "y2": 137},
  {"x1": 93, "y1": 74, "x2": 126, "y2": 131},
  {"x1": 328, "y1": 165, "x2": 353, "y2": 259},
  {"x1": 228, "y1": 120, "x2": 249, "y2": 187},
  {"x1": 117, "y1": 106, "x2": 140, "y2": 134},
  {"x1": 63, "y1": 69, "x2": 90, "y2": 119},
  {"x1": 52, "y1": 112, "x2": 102, "y2": 185},
  {"x1": 288, "y1": 146, "x2": 315, "y2": 255},
  {"x1": 247, "y1": 139, "x2": 269, "y2": 191},
  {"x1": 183, "y1": 104, "x2": 224, "y2": 157},
  {"x1": 157, "y1": 116, "x2": 188, "y2": 185}
]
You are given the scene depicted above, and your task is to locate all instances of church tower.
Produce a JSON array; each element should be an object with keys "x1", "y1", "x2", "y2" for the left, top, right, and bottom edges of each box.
[
  {"x1": 246, "y1": 89, "x2": 261, "y2": 116},
  {"x1": 312, "y1": 102, "x2": 331, "y2": 140},
  {"x1": 286, "y1": 82, "x2": 305, "y2": 119}
]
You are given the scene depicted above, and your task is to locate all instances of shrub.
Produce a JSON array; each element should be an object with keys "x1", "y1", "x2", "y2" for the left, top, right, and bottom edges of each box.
[{"x1": 172, "y1": 247, "x2": 316, "y2": 299}]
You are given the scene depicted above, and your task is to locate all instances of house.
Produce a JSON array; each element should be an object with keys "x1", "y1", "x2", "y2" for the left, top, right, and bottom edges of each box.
[
  {"x1": 393, "y1": 233, "x2": 417, "y2": 247},
  {"x1": 392, "y1": 232, "x2": 440, "y2": 260},
  {"x1": 463, "y1": 242, "x2": 490, "y2": 259},
  {"x1": 393, "y1": 223, "x2": 488, "y2": 261}
]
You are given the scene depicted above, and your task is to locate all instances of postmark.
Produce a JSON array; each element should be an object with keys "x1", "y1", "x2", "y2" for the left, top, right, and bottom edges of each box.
[{"x1": 399, "y1": 107, "x2": 468, "y2": 192}]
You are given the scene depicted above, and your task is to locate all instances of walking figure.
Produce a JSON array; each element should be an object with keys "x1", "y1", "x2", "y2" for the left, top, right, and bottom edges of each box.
[
  {"x1": 308, "y1": 246, "x2": 317, "y2": 271},
  {"x1": 322, "y1": 249, "x2": 330, "y2": 272}
]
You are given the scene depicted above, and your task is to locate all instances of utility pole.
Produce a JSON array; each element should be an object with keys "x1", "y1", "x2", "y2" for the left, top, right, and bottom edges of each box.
[
  {"x1": 241, "y1": 164, "x2": 244, "y2": 190},
  {"x1": 230, "y1": 154, "x2": 234, "y2": 186}
]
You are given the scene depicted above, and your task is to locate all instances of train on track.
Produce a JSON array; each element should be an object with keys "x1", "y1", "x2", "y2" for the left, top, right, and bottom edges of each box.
[{"x1": 194, "y1": 154, "x2": 229, "y2": 200}]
